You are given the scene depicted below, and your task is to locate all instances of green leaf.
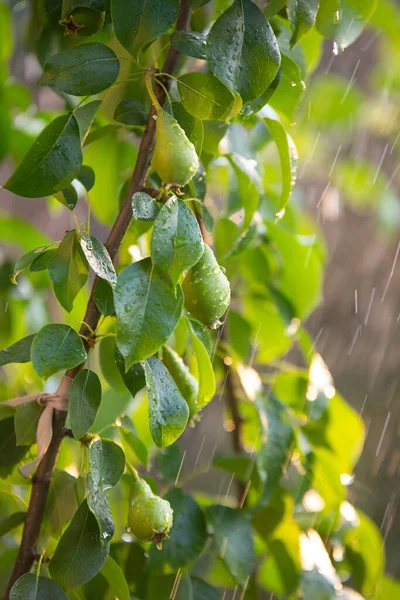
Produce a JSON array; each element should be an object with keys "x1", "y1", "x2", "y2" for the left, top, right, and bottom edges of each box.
[
  {"x1": 37, "y1": 43, "x2": 120, "y2": 96},
  {"x1": 170, "y1": 31, "x2": 207, "y2": 59},
  {"x1": 14, "y1": 402, "x2": 43, "y2": 446},
  {"x1": 76, "y1": 165, "x2": 95, "y2": 191},
  {"x1": 316, "y1": 0, "x2": 377, "y2": 51},
  {"x1": 3, "y1": 114, "x2": 82, "y2": 198},
  {"x1": 94, "y1": 279, "x2": 115, "y2": 316},
  {"x1": 94, "y1": 438, "x2": 126, "y2": 489},
  {"x1": 87, "y1": 440, "x2": 115, "y2": 541},
  {"x1": 0, "y1": 334, "x2": 35, "y2": 367},
  {"x1": 69, "y1": 369, "x2": 101, "y2": 439},
  {"x1": 228, "y1": 154, "x2": 260, "y2": 229},
  {"x1": 155, "y1": 444, "x2": 183, "y2": 482},
  {"x1": 189, "y1": 328, "x2": 215, "y2": 409},
  {"x1": 74, "y1": 100, "x2": 102, "y2": 144},
  {"x1": 257, "y1": 396, "x2": 294, "y2": 504},
  {"x1": 377, "y1": 576, "x2": 400, "y2": 599},
  {"x1": 100, "y1": 556, "x2": 130, "y2": 600},
  {"x1": 265, "y1": 0, "x2": 287, "y2": 17},
  {"x1": 257, "y1": 519, "x2": 301, "y2": 595},
  {"x1": 53, "y1": 185, "x2": 78, "y2": 211},
  {"x1": 167, "y1": 102, "x2": 204, "y2": 156},
  {"x1": 79, "y1": 234, "x2": 117, "y2": 287},
  {"x1": 111, "y1": 0, "x2": 179, "y2": 57},
  {"x1": 114, "y1": 257, "x2": 183, "y2": 368},
  {"x1": 30, "y1": 247, "x2": 57, "y2": 272},
  {"x1": 344, "y1": 511, "x2": 384, "y2": 596},
  {"x1": 49, "y1": 500, "x2": 109, "y2": 589},
  {"x1": 206, "y1": 0, "x2": 280, "y2": 103},
  {"x1": 144, "y1": 356, "x2": 189, "y2": 448},
  {"x1": 263, "y1": 114, "x2": 298, "y2": 217},
  {"x1": 115, "y1": 345, "x2": 146, "y2": 398},
  {"x1": 120, "y1": 422, "x2": 148, "y2": 467},
  {"x1": 266, "y1": 222, "x2": 324, "y2": 320},
  {"x1": 0, "y1": 512, "x2": 26, "y2": 539},
  {"x1": 12, "y1": 246, "x2": 48, "y2": 283},
  {"x1": 304, "y1": 390, "x2": 364, "y2": 474},
  {"x1": 269, "y1": 54, "x2": 305, "y2": 121},
  {"x1": 0, "y1": 417, "x2": 28, "y2": 470},
  {"x1": 10, "y1": 574, "x2": 68, "y2": 600},
  {"x1": 206, "y1": 505, "x2": 256, "y2": 586},
  {"x1": 151, "y1": 197, "x2": 204, "y2": 286},
  {"x1": 114, "y1": 99, "x2": 147, "y2": 126},
  {"x1": 31, "y1": 324, "x2": 87, "y2": 379},
  {"x1": 132, "y1": 191, "x2": 160, "y2": 221},
  {"x1": 178, "y1": 72, "x2": 239, "y2": 121},
  {"x1": 288, "y1": 0, "x2": 319, "y2": 47},
  {"x1": 43, "y1": 469, "x2": 78, "y2": 538},
  {"x1": 191, "y1": 578, "x2": 221, "y2": 600},
  {"x1": 49, "y1": 230, "x2": 89, "y2": 312},
  {"x1": 150, "y1": 488, "x2": 207, "y2": 570},
  {"x1": 227, "y1": 311, "x2": 252, "y2": 361}
]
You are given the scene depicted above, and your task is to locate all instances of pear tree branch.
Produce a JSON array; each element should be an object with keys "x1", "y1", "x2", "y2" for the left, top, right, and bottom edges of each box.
[{"x1": 4, "y1": 1, "x2": 191, "y2": 596}]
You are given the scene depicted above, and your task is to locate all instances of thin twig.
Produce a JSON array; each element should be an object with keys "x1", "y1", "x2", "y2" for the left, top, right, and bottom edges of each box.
[{"x1": 4, "y1": 2, "x2": 191, "y2": 595}]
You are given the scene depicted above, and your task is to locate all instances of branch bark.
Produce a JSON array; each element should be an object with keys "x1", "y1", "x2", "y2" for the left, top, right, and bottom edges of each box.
[{"x1": 5, "y1": 2, "x2": 191, "y2": 595}]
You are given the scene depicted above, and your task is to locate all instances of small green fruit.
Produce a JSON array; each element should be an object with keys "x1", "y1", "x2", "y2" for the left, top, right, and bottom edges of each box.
[
  {"x1": 60, "y1": 8, "x2": 105, "y2": 36},
  {"x1": 163, "y1": 345, "x2": 198, "y2": 418},
  {"x1": 183, "y1": 245, "x2": 230, "y2": 327},
  {"x1": 152, "y1": 110, "x2": 199, "y2": 187},
  {"x1": 128, "y1": 479, "x2": 173, "y2": 548}
]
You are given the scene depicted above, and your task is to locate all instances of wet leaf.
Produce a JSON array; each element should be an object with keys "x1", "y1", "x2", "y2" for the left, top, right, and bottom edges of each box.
[
  {"x1": 0, "y1": 334, "x2": 35, "y2": 367},
  {"x1": 37, "y1": 43, "x2": 120, "y2": 96},
  {"x1": 316, "y1": 0, "x2": 377, "y2": 50},
  {"x1": 132, "y1": 191, "x2": 160, "y2": 221},
  {"x1": 3, "y1": 114, "x2": 82, "y2": 198},
  {"x1": 288, "y1": 0, "x2": 319, "y2": 47},
  {"x1": 80, "y1": 234, "x2": 117, "y2": 287},
  {"x1": 94, "y1": 279, "x2": 115, "y2": 316},
  {"x1": 10, "y1": 574, "x2": 68, "y2": 600},
  {"x1": 69, "y1": 369, "x2": 102, "y2": 439},
  {"x1": 114, "y1": 257, "x2": 183, "y2": 368},
  {"x1": 178, "y1": 72, "x2": 239, "y2": 121},
  {"x1": 49, "y1": 500, "x2": 109, "y2": 589},
  {"x1": 151, "y1": 197, "x2": 204, "y2": 286},
  {"x1": 263, "y1": 115, "x2": 298, "y2": 216},
  {"x1": 206, "y1": 505, "x2": 256, "y2": 586},
  {"x1": 144, "y1": 356, "x2": 189, "y2": 448},
  {"x1": 112, "y1": 0, "x2": 179, "y2": 57},
  {"x1": 207, "y1": 0, "x2": 280, "y2": 103},
  {"x1": 114, "y1": 99, "x2": 147, "y2": 126},
  {"x1": 170, "y1": 31, "x2": 207, "y2": 59},
  {"x1": 74, "y1": 100, "x2": 102, "y2": 144},
  {"x1": 31, "y1": 324, "x2": 87, "y2": 379},
  {"x1": 49, "y1": 230, "x2": 88, "y2": 312}
]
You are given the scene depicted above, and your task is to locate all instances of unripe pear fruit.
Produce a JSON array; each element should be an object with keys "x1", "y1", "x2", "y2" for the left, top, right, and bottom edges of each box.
[
  {"x1": 128, "y1": 478, "x2": 173, "y2": 548},
  {"x1": 152, "y1": 110, "x2": 199, "y2": 187},
  {"x1": 182, "y1": 245, "x2": 230, "y2": 327},
  {"x1": 60, "y1": 7, "x2": 105, "y2": 36},
  {"x1": 163, "y1": 345, "x2": 198, "y2": 418}
]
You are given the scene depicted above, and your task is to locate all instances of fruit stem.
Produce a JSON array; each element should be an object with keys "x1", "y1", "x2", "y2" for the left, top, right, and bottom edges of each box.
[
  {"x1": 126, "y1": 460, "x2": 140, "y2": 481},
  {"x1": 145, "y1": 69, "x2": 162, "y2": 113}
]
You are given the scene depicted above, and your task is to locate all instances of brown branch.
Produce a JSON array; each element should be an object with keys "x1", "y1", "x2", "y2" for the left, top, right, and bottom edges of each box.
[{"x1": 4, "y1": 2, "x2": 191, "y2": 595}]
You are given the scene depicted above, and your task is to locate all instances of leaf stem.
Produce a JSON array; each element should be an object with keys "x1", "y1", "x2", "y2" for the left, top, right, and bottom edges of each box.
[{"x1": 125, "y1": 460, "x2": 140, "y2": 481}]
